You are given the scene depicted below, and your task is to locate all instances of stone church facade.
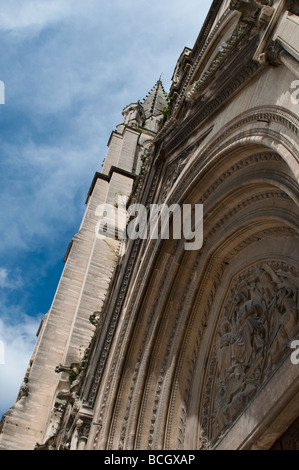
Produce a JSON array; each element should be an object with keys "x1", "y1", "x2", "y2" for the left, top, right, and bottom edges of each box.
[{"x1": 0, "y1": 0, "x2": 299, "y2": 450}]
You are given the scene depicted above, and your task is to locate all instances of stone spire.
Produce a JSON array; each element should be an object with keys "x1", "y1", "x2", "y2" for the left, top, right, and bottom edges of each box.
[{"x1": 142, "y1": 80, "x2": 167, "y2": 119}]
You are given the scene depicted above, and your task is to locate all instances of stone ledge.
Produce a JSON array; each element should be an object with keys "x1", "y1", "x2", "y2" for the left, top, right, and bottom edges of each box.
[{"x1": 85, "y1": 166, "x2": 136, "y2": 204}]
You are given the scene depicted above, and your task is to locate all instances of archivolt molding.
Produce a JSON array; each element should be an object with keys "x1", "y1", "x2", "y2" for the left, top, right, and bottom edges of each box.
[
  {"x1": 87, "y1": 4, "x2": 298, "y2": 453},
  {"x1": 164, "y1": 206, "x2": 298, "y2": 449},
  {"x1": 138, "y1": 182, "x2": 298, "y2": 449},
  {"x1": 197, "y1": 153, "x2": 288, "y2": 203},
  {"x1": 90, "y1": 145, "x2": 298, "y2": 450},
  {"x1": 129, "y1": 217, "x2": 296, "y2": 449},
  {"x1": 162, "y1": 107, "x2": 299, "y2": 208},
  {"x1": 214, "y1": 106, "x2": 298, "y2": 142},
  {"x1": 115, "y1": 245, "x2": 179, "y2": 451},
  {"x1": 176, "y1": 152, "x2": 296, "y2": 209},
  {"x1": 170, "y1": 173, "x2": 298, "y2": 449},
  {"x1": 174, "y1": 227, "x2": 298, "y2": 450},
  {"x1": 91, "y1": 222, "x2": 178, "y2": 449},
  {"x1": 117, "y1": 159, "x2": 292, "y2": 449}
]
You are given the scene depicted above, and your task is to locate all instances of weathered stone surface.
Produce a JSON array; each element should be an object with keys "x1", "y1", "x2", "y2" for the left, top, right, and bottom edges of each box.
[{"x1": 0, "y1": 0, "x2": 298, "y2": 451}]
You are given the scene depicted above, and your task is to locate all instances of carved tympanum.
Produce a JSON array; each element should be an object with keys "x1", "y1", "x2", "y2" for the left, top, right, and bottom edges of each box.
[{"x1": 200, "y1": 261, "x2": 299, "y2": 448}]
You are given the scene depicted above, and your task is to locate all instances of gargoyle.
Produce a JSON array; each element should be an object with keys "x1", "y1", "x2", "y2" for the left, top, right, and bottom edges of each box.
[
  {"x1": 35, "y1": 436, "x2": 56, "y2": 451},
  {"x1": 56, "y1": 389, "x2": 77, "y2": 404},
  {"x1": 89, "y1": 311, "x2": 102, "y2": 326},
  {"x1": 55, "y1": 362, "x2": 81, "y2": 380}
]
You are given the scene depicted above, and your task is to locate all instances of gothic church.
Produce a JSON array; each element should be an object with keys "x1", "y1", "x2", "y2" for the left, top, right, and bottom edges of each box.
[{"x1": 0, "y1": 0, "x2": 299, "y2": 450}]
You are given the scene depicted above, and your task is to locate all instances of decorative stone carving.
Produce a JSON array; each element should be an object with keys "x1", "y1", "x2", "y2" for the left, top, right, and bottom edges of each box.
[
  {"x1": 89, "y1": 311, "x2": 103, "y2": 326},
  {"x1": 156, "y1": 9, "x2": 231, "y2": 140},
  {"x1": 128, "y1": 140, "x2": 154, "y2": 205},
  {"x1": 42, "y1": 358, "x2": 91, "y2": 450},
  {"x1": 159, "y1": 140, "x2": 204, "y2": 203},
  {"x1": 258, "y1": 4, "x2": 274, "y2": 26},
  {"x1": 186, "y1": 22, "x2": 251, "y2": 101},
  {"x1": 142, "y1": 140, "x2": 154, "y2": 158},
  {"x1": 199, "y1": 261, "x2": 299, "y2": 448},
  {"x1": 172, "y1": 47, "x2": 192, "y2": 88},
  {"x1": 35, "y1": 436, "x2": 56, "y2": 451},
  {"x1": 160, "y1": 156, "x2": 186, "y2": 203},
  {"x1": 16, "y1": 377, "x2": 29, "y2": 401},
  {"x1": 258, "y1": 40, "x2": 284, "y2": 66},
  {"x1": 55, "y1": 356, "x2": 89, "y2": 401},
  {"x1": 56, "y1": 390, "x2": 77, "y2": 404},
  {"x1": 55, "y1": 363, "x2": 81, "y2": 380},
  {"x1": 122, "y1": 102, "x2": 145, "y2": 127},
  {"x1": 166, "y1": 108, "x2": 298, "y2": 201},
  {"x1": 76, "y1": 417, "x2": 91, "y2": 441},
  {"x1": 229, "y1": 0, "x2": 274, "y2": 26},
  {"x1": 85, "y1": 238, "x2": 142, "y2": 412},
  {"x1": 185, "y1": 0, "x2": 274, "y2": 103}
]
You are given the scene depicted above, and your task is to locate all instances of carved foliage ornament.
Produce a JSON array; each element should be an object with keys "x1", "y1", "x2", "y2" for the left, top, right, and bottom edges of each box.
[{"x1": 200, "y1": 261, "x2": 299, "y2": 448}]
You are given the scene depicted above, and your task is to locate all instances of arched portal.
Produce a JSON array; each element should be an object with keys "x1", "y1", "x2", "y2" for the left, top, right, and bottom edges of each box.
[{"x1": 90, "y1": 110, "x2": 299, "y2": 451}]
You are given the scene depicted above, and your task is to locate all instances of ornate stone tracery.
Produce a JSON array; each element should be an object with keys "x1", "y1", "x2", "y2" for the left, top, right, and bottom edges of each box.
[{"x1": 199, "y1": 260, "x2": 299, "y2": 448}]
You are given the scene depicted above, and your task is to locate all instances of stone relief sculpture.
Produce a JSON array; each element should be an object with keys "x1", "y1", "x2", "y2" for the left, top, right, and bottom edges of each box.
[{"x1": 200, "y1": 261, "x2": 299, "y2": 448}]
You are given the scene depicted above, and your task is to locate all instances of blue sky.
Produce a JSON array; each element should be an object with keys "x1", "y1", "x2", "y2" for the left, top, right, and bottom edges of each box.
[{"x1": 0, "y1": 0, "x2": 212, "y2": 419}]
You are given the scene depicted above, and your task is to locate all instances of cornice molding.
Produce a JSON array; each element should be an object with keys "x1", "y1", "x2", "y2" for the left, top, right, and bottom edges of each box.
[
  {"x1": 161, "y1": 53, "x2": 261, "y2": 155},
  {"x1": 85, "y1": 166, "x2": 136, "y2": 204}
]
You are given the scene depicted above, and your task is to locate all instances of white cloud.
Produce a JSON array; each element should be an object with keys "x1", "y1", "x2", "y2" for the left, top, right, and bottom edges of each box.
[
  {"x1": 0, "y1": 313, "x2": 41, "y2": 415},
  {"x1": 0, "y1": 267, "x2": 24, "y2": 290},
  {"x1": 0, "y1": 0, "x2": 214, "y2": 420},
  {"x1": 0, "y1": 0, "x2": 96, "y2": 33},
  {"x1": 0, "y1": 137, "x2": 100, "y2": 254},
  {"x1": 0, "y1": 268, "x2": 8, "y2": 289}
]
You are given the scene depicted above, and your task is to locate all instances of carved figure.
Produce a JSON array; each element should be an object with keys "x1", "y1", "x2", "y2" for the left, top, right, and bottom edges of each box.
[
  {"x1": 203, "y1": 262, "x2": 299, "y2": 446},
  {"x1": 89, "y1": 311, "x2": 102, "y2": 326},
  {"x1": 55, "y1": 362, "x2": 81, "y2": 379},
  {"x1": 56, "y1": 390, "x2": 76, "y2": 404}
]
